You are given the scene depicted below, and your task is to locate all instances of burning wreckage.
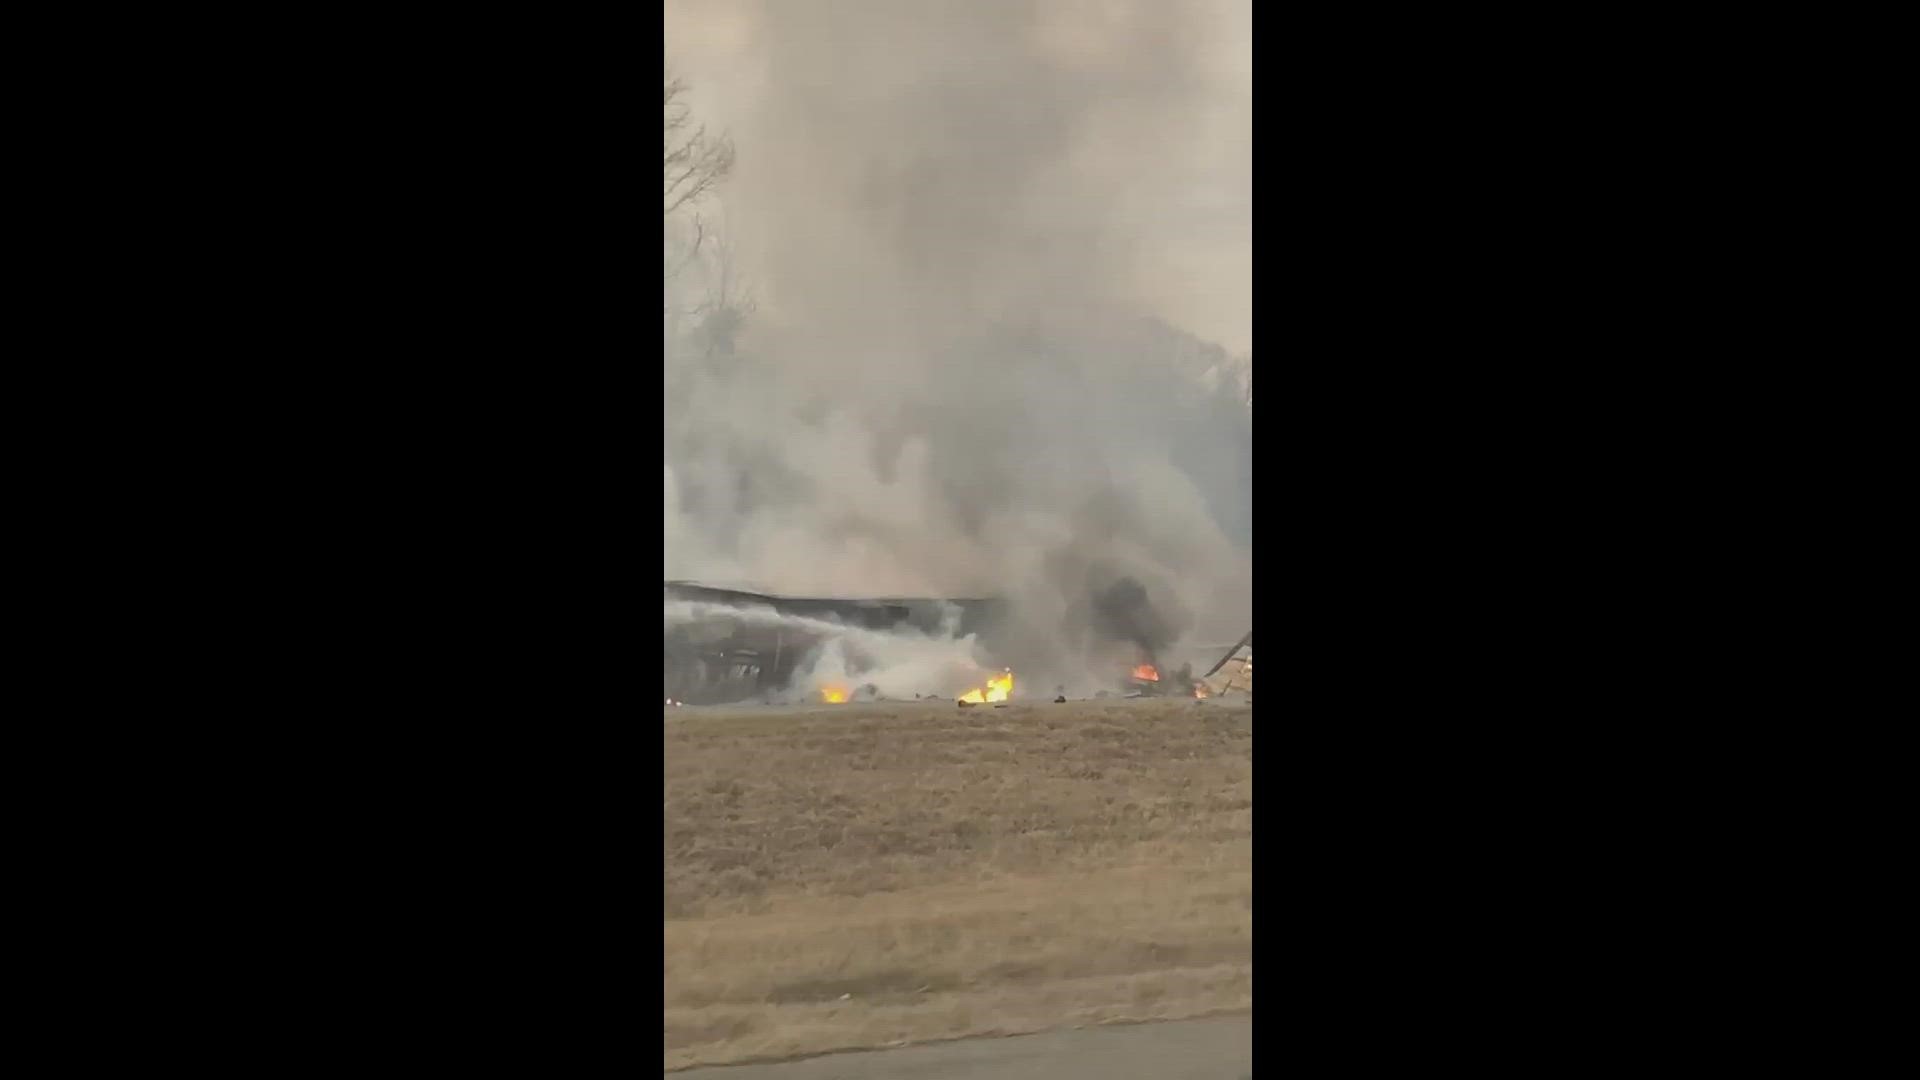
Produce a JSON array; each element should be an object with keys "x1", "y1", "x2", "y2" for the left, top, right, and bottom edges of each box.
[
  {"x1": 664, "y1": 581, "x2": 1250, "y2": 706},
  {"x1": 1119, "y1": 631, "x2": 1251, "y2": 701}
]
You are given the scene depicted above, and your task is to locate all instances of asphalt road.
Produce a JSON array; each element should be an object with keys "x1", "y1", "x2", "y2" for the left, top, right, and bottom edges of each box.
[{"x1": 668, "y1": 1016, "x2": 1252, "y2": 1079}]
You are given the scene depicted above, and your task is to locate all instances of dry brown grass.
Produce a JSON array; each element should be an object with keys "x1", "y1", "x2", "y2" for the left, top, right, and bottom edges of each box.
[{"x1": 663, "y1": 698, "x2": 1252, "y2": 1071}]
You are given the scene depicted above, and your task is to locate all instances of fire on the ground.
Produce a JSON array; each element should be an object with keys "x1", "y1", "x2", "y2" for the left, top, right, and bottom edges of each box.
[{"x1": 958, "y1": 669, "x2": 1014, "y2": 703}]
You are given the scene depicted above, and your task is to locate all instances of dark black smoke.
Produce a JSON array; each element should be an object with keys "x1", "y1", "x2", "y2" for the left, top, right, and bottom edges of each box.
[{"x1": 1090, "y1": 575, "x2": 1186, "y2": 661}]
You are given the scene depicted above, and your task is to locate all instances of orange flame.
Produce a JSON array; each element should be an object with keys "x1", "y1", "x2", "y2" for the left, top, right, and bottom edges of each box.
[
  {"x1": 820, "y1": 685, "x2": 849, "y2": 703},
  {"x1": 958, "y1": 669, "x2": 1014, "y2": 704},
  {"x1": 1132, "y1": 664, "x2": 1160, "y2": 682}
]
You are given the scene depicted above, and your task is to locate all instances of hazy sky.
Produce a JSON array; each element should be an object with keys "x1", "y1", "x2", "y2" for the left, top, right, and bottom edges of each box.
[{"x1": 665, "y1": 0, "x2": 1252, "y2": 355}]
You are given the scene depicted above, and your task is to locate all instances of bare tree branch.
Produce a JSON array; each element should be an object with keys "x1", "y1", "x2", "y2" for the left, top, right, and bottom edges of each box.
[
  {"x1": 664, "y1": 75, "x2": 734, "y2": 217},
  {"x1": 666, "y1": 214, "x2": 706, "y2": 280}
]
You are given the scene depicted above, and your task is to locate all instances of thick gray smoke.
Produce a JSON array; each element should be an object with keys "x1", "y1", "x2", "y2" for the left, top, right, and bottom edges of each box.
[{"x1": 666, "y1": 0, "x2": 1252, "y2": 690}]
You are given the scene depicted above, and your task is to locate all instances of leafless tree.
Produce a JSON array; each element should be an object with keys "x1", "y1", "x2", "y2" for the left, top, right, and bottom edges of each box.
[
  {"x1": 664, "y1": 74, "x2": 735, "y2": 219},
  {"x1": 692, "y1": 231, "x2": 755, "y2": 361},
  {"x1": 664, "y1": 71, "x2": 750, "y2": 361}
]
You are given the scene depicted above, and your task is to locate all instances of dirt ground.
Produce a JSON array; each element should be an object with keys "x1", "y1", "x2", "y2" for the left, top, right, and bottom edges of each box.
[
  {"x1": 668, "y1": 1015, "x2": 1252, "y2": 1079},
  {"x1": 664, "y1": 697, "x2": 1252, "y2": 1071}
]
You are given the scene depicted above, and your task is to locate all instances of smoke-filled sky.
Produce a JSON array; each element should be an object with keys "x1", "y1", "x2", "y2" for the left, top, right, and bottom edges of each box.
[
  {"x1": 665, "y1": 0, "x2": 1252, "y2": 682},
  {"x1": 666, "y1": 0, "x2": 1251, "y2": 355}
]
